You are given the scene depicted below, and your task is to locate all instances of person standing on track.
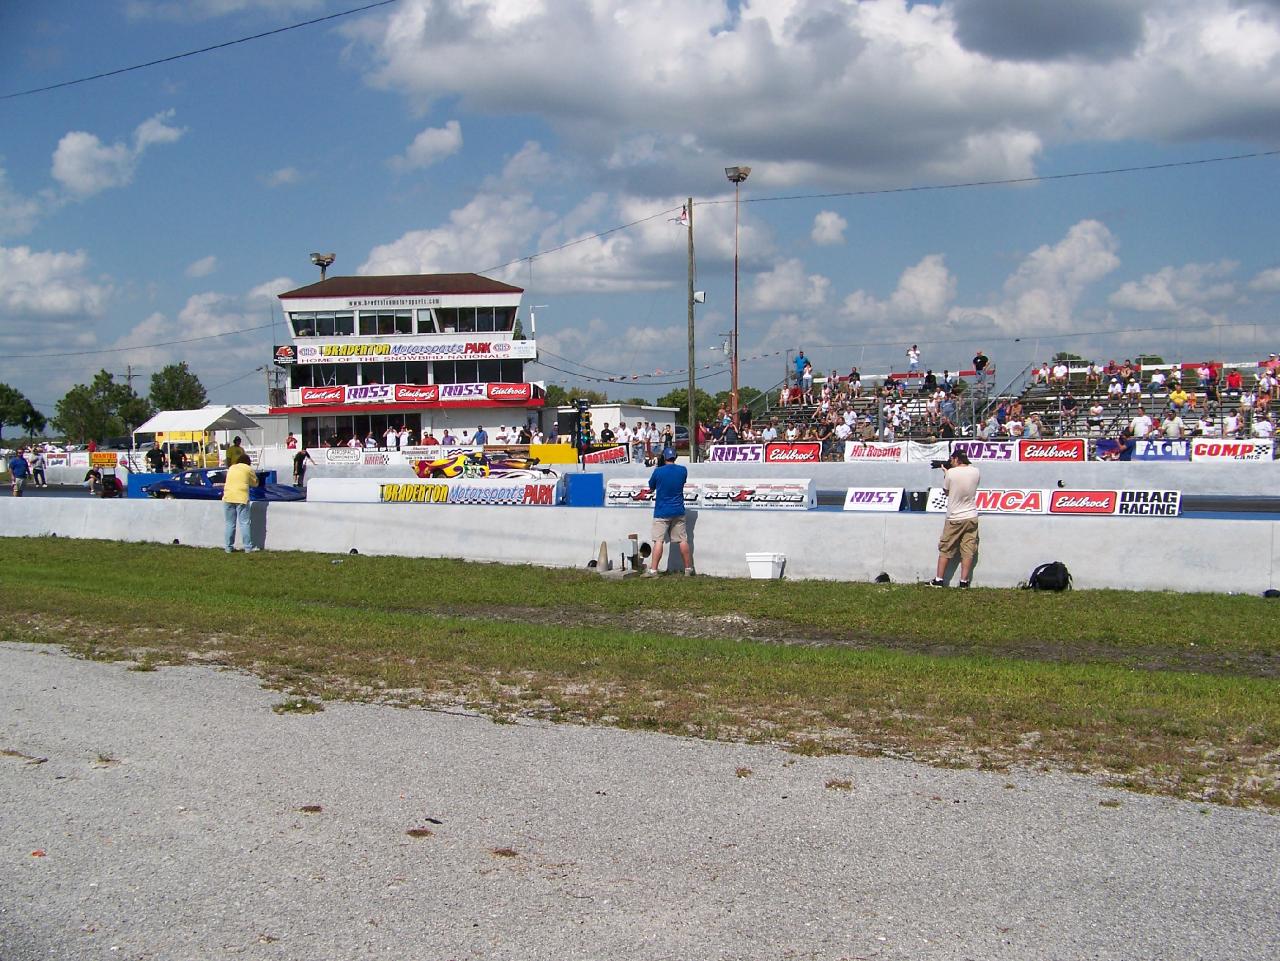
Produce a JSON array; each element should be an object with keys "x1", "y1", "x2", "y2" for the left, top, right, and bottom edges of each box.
[{"x1": 930, "y1": 450, "x2": 980, "y2": 588}]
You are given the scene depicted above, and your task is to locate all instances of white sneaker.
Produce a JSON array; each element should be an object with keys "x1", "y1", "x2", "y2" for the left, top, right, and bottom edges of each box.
[{"x1": 643, "y1": 569, "x2": 659, "y2": 577}]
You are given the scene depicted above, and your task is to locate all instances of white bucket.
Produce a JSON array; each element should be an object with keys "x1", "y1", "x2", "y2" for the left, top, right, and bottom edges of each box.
[{"x1": 745, "y1": 552, "x2": 785, "y2": 579}]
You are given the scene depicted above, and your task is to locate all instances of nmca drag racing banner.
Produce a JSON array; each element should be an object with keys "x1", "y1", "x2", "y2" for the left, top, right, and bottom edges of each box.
[
  {"x1": 305, "y1": 476, "x2": 562, "y2": 506},
  {"x1": 1190, "y1": 439, "x2": 1274, "y2": 462},
  {"x1": 928, "y1": 487, "x2": 1181, "y2": 517}
]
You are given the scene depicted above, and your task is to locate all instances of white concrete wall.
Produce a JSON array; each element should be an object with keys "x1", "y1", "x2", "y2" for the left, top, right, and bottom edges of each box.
[{"x1": 1, "y1": 497, "x2": 1275, "y2": 595}]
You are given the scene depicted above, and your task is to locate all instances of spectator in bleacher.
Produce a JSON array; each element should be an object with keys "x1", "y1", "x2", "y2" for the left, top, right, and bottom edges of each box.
[
  {"x1": 1125, "y1": 378, "x2": 1143, "y2": 404},
  {"x1": 848, "y1": 367, "x2": 862, "y2": 397},
  {"x1": 923, "y1": 369, "x2": 937, "y2": 393},
  {"x1": 794, "y1": 349, "x2": 809, "y2": 384},
  {"x1": 1168, "y1": 385, "x2": 1191, "y2": 414},
  {"x1": 1051, "y1": 361, "x2": 1069, "y2": 386},
  {"x1": 1253, "y1": 414, "x2": 1274, "y2": 439},
  {"x1": 995, "y1": 401, "x2": 1009, "y2": 427},
  {"x1": 1085, "y1": 362, "x2": 1102, "y2": 390},
  {"x1": 1119, "y1": 359, "x2": 1135, "y2": 383},
  {"x1": 1108, "y1": 377, "x2": 1124, "y2": 400},
  {"x1": 1163, "y1": 412, "x2": 1187, "y2": 440},
  {"x1": 972, "y1": 349, "x2": 990, "y2": 389},
  {"x1": 938, "y1": 415, "x2": 957, "y2": 439},
  {"x1": 1197, "y1": 413, "x2": 1218, "y2": 437},
  {"x1": 801, "y1": 361, "x2": 814, "y2": 403},
  {"x1": 905, "y1": 344, "x2": 920, "y2": 373},
  {"x1": 1060, "y1": 391, "x2": 1079, "y2": 431},
  {"x1": 1024, "y1": 413, "x2": 1044, "y2": 439},
  {"x1": 1224, "y1": 410, "x2": 1242, "y2": 437},
  {"x1": 1148, "y1": 369, "x2": 1166, "y2": 396},
  {"x1": 1198, "y1": 363, "x2": 1215, "y2": 388},
  {"x1": 1006, "y1": 414, "x2": 1024, "y2": 438},
  {"x1": 940, "y1": 393, "x2": 957, "y2": 424},
  {"x1": 1130, "y1": 407, "x2": 1154, "y2": 437},
  {"x1": 1239, "y1": 389, "x2": 1257, "y2": 416},
  {"x1": 1226, "y1": 368, "x2": 1243, "y2": 395},
  {"x1": 785, "y1": 421, "x2": 799, "y2": 442},
  {"x1": 1105, "y1": 359, "x2": 1120, "y2": 377},
  {"x1": 1087, "y1": 402, "x2": 1105, "y2": 433},
  {"x1": 760, "y1": 418, "x2": 778, "y2": 443},
  {"x1": 940, "y1": 370, "x2": 954, "y2": 393},
  {"x1": 1031, "y1": 362, "x2": 1047, "y2": 385}
]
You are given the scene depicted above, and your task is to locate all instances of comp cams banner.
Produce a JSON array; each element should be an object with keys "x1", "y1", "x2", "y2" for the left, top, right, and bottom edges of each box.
[
  {"x1": 605, "y1": 478, "x2": 817, "y2": 509},
  {"x1": 1190, "y1": 439, "x2": 1274, "y2": 462},
  {"x1": 306, "y1": 476, "x2": 562, "y2": 505}
]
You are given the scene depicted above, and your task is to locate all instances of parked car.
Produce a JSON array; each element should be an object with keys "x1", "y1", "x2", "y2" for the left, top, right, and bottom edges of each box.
[
  {"x1": 142, "y1": 468, "x2": 305, "y2": 501},
  {"x1": 673, "y1": 425, "x2": 690, "y2": 452}
]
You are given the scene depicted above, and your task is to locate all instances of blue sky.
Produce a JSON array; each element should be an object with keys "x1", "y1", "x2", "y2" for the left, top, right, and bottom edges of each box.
[{"x1": 2, "y1": 0, "x2": 1279, "y2": 416}]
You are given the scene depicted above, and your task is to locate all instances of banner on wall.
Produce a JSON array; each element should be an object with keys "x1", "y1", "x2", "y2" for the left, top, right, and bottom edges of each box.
[
  {"x1": 306, "y1": 476, "x2": 562, "y2": 506},
  {"x1": 295, "y1": 339, "x2": 538, "y2": 364},
  {"x1": 843, "y1": 442, "x2": 907, "y2": 462},
  {"x1": 707, "y1": 444, "x2": 764, "y2": 463},
  {"x1": 583, "y1": 445, "x2": 630, "y2": 465},
  {"x1": 1018, "y1": 439, "x2": 1086, "y2": 462},
  {"x1": 1134, "y1": 439, "x2": 1191, "y2": 461},
  {"x1": 906, "y1": 441, "x2": 950, "y2": 464},
  {"x1": 842, "y1": 487, "x2": 904, "y2": 512},
  {"x1": 699, "y1": 479, "x2": 816, "y2": 509},
  {"x1": 604, "y1": 479, "x2": 699, "y2": 507},
  {"x1": 1190, "y1": 439, "x2": 1273, "y2": 462},
  {"x1": 949, "y1": 440, "x2": 1017, "y2": 462},
  {"x1": 926, "y1": 487, "x2": 1048, "y2": 514},
  {"x1": 764, "y1": 442, "x2": 822, "y2": 463}
]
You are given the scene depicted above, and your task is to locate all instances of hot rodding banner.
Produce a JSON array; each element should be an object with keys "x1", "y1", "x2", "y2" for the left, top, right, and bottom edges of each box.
[{"x1": 843, "y1": 442, "x2": 907, "y2": 462}]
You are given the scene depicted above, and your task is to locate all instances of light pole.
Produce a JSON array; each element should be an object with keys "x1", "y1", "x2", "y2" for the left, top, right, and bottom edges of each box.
[
  {"x1": 309, "y1": 252, "x2": 335, "y2": 281},
  {"x1": 725, "y1": 166, "x2": 750, "y2": 423}
]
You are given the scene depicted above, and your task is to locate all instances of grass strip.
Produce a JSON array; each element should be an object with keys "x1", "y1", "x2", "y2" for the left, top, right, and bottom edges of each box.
[{"x1": 1, "y1": 537, "x2": 1277, "y2": 807}]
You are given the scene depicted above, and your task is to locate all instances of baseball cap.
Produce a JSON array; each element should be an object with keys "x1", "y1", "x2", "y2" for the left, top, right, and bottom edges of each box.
[{"x1": 662, "y1": 447, "x2": 677, "y2": 462}]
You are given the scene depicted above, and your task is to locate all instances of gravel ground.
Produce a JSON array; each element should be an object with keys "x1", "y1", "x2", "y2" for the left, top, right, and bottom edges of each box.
[{"x1": 1, "y1": 643, "x2": 1276, "y2": 961}]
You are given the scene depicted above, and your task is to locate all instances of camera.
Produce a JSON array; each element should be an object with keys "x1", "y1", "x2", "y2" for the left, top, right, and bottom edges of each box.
[{"x1": 930, "y1": 459, "x2": 950, "y2": 469}]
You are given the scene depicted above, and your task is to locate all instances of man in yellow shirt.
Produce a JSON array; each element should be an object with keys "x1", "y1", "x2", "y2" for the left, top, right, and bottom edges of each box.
[
  {"x1": 1168, "y1": 386, "x2": 1190, "y2": 415},
  {"x1": 221, "y1": 461, "x2": 259, "y2": 553}
]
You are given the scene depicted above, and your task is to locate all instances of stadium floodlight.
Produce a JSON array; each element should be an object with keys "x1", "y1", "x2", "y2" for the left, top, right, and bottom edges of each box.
[{"x1": 309, "y1": 252, "x2": 336, "y2": 280}]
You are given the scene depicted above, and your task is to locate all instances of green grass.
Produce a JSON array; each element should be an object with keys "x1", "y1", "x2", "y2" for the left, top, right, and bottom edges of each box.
[{"x1": 2, "y1": 536, "x2": 1278, "y2": 807}]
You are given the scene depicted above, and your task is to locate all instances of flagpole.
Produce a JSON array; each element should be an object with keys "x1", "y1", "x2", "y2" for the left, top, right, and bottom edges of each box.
[{"x1": 686, "y1": 198, "x2": 698, "y2": 463}]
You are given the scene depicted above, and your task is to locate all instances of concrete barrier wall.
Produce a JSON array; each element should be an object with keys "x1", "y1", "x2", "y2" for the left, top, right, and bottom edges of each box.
[{"x1": 2, "y1": 497, "x2": 1275, "y2": 595}]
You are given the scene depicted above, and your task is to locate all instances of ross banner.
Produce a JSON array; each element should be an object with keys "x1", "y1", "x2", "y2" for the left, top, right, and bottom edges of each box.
[
  {"x1": 707, "y1": 444, "x2": 765, "y2": 463},
  {"x1": 842, "y1": 487, "x2": 904, "y2": 512},
  {"x1": 1018, "y1": 438, "x2": 1086, "y2": 462},
  {"x1": 699, "y1": 479, "x2": 816, "y2": 510},
  {"x1": 764, "y1": 442, "x2": 821, "y2": 463},
  {"x1": 950, "y1": 440, "x2": 1017, "y2": 462},
  {"x1": 1190, "y1": 439, "x2": 1274, "y2": 462},
  {"x1": 843, "y1": 442, "x2": 907, "y2": 462},
  {"x1": 1133, "y1": 439, "x2": 1191, "y2": 461},
  {"x1": 295, "y1": 339, "x2": 538, "y2": 364}
]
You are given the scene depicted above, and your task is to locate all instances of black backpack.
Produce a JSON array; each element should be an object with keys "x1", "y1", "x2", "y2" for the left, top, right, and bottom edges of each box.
[{"x1": 1027, "y1": 561, "x2": 1071, "y2": 591}]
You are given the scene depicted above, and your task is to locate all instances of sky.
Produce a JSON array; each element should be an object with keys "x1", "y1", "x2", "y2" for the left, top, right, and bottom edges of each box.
[{"x1": 2, "y1": 0, "x2": 1279, "y2": 417}]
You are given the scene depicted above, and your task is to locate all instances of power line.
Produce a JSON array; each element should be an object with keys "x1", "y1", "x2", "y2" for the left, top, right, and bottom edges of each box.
[
  {"x1": 1, "y1": 321, "x2": 277, "y2": 359},
  {"x1": 0, "y1": 0, "x2": 398, "y2": 101}
]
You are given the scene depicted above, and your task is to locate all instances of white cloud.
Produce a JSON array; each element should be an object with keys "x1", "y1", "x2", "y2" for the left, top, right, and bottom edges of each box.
[
  {"x1": 752, "y1": 258, "x2": 831, "y2": 311},
  {"x1": 347, "y1": 0, "x2": 1280, "y2": 193},
  {"x1": 811, "y1": 211, "x2": 847, "y2": 246},
  {"x1": 1248, "y1": 266, "x2": 1280, "y2": 292},
  {"x1": 125, "y1": 0, "x2": 323, "y2": 18},
  {"x1": 390, "y1": 120, "x2": 463, "y2": 171},
  {"x1": 185, "y1": 255, "x2": 218, "y2": 278},
  {"x1": 952, "y1": 219, "x2": 1120, "y2": 334},
  {"x1": 1109, "y1": 260, "x2": 1238, "y2": 311},
  {"x1": 51, "y1": 110, "x2": 186, "y2": 198},
  {"x1": 0, "y1": 164, "x2": 43, "y2": 238},
  {"x1": 0, "y1": 245, "x2": 110, "y2": 318},
  {"x1": 262, "y1": 166, "x2": 300, "y2": 188}
]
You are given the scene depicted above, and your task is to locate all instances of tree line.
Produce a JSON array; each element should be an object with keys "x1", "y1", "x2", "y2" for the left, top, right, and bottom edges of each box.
[{"x1": 0, "y1": 362, "x2": 207, "y2": 444}]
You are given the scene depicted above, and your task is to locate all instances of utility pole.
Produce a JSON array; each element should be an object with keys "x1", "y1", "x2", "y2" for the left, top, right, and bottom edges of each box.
[{"x1": 685, "y1": 198, "x2": 698, "y2": 464}]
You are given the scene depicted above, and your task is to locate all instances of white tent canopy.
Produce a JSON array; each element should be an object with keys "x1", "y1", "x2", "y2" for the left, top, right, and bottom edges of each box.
[{"x1": 133, "y1": 407, "x2": 261, "y2": 436}]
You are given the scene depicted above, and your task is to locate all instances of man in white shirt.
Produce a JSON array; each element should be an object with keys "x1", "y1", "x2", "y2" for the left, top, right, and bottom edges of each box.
[
  {"x1": 1224, "y1": 411, "x2": 1242, "y2": 437},
  {"x1": 398, "y1": 425, "x2": 413, "y2": 449},
  {"x1": 1051, "y1": 362, "x2": 1068, "y2": 385},
  {"x1": 760, "y1": 420, "x2": 779, "y2": 443},
  {"x1": 1130, "y1": 408, "x2": 1154, "y2": 437},
  {"x1": 1163, "y1": 414, "x2": 1186, "y2": 440},
  {"x1": 384, "y1": 425, "x2": 400, "y2": 450},
  {"x1": 931, "y1": 450, "x2": 980, "y2": 588},
  {"x1": 1148, "y1": 370, "x2": 1166, "y2": 396},
  {"x1": 1253, "y1": 415, "x2": 1274, "y2": 439}
]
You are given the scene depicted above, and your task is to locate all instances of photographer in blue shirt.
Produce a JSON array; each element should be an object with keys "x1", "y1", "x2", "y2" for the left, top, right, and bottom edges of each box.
[{"x1": 646, "y1": 447, "x2": 694, "y2": 577}]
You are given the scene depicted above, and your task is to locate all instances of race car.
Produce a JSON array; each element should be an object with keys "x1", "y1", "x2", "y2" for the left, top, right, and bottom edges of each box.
[{"x1": 412, "y1": 450, "x2": 553, "y2": 480}]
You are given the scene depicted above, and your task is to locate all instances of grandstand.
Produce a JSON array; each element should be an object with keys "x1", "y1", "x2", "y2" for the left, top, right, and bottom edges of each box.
[{"x1": 720, "y1": 355, "x2": 1278, "y2": 459}]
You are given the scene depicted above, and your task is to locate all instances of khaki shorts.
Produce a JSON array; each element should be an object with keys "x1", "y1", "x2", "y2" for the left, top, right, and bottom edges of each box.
[
  {"x1": 938, "y1": 517, "x2": 979, "y2": 559},
  {"x1": 651, "y1": 515, "x2": 688, "y2": 544}
]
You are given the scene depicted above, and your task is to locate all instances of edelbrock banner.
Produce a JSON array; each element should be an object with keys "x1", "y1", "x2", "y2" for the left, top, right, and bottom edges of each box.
[{"x1": 1017, "y1": 439, "x2": 1086, "y2": 462}]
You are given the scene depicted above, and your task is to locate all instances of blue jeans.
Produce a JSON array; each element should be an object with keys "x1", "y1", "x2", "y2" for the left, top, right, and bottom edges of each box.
[{"x1": 224, "y1": 501, "x2": 253, "y2": 551}]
